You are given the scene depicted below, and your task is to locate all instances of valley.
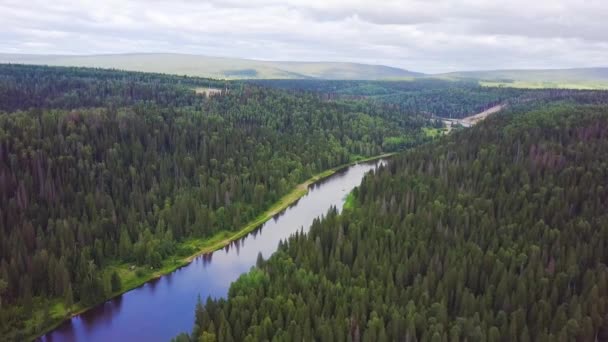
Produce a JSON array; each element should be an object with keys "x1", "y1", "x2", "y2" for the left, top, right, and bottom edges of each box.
[
  {"x1": 41, "y1": 159, "x2": 387, "y2": 341},
  {"x1": 195, "y1": 103, "x2": 608, "y2": 341},
  {"x1": 0, "y1": 64, "x2": 607, "y2": 341},
  {"x1": 2, "y1": 2, "x2": 608, "y2": 341},
  {"x1": 0, "y1": 65, "x2": 426, "y2": 340}
]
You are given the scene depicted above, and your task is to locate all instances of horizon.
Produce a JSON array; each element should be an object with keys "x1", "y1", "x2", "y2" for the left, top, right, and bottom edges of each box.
[
  {"x1": 1, "y1": 52, "x2": 607, "y2": 75},
  {"x1": 1, "y1": 0, "x2": 606, "y2": 74},
  {"x1": 2, "y1": 3, "x2": 608, "y2": 339}
]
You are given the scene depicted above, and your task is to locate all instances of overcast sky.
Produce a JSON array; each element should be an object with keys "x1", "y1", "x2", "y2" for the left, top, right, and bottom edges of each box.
[{"x1": 1, "y1": 0, "x2": 606, "y2": 73}]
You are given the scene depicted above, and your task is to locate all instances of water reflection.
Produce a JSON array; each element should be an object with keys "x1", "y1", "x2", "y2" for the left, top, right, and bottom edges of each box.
[
  {"x1": 41, "y1": 159, "x2": 385, "y2": 342},
  {"x1": 79, "y1": 295, "x2": 124, "y2": 332}
]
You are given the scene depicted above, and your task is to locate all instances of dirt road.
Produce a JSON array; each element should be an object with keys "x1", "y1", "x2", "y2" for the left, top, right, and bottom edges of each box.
[{"x1": 440, "y1": 104, "x2": 505, "y2": 132}]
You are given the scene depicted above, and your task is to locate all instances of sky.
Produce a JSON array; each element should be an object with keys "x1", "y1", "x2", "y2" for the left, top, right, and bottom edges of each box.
[{"x1": 1, "y1": 0, "x2": 607, "y2": 73}]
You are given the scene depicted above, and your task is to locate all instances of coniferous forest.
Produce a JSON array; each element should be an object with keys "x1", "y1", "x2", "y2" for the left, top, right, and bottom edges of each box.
[
  {"x1": 0, "y1": 64, "x2": 432, "y2": 339},
  {"x1": 178, "y1": 103, "x2": 608, "y2": 342},
  {"x1": 252, "y1": 79, "x2": 608, "y2": 119},
  {"x1": 2, "y1": 64, "x2": 608, "y2": 341},
  {"x1": 3, "y1": 1, "x2": 608, "y2": 341}
]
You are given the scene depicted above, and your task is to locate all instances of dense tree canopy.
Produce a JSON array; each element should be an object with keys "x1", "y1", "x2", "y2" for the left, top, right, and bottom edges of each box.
[
  {"x1": 184, "y1": 104, "x2": 608, "y2": 341},
  {"x1": 0, "y1": 64, "x2": 230, "y2": 112},
  {"x1": 3, "y1": 65, "x2": 608, "y2": 340},
  {"x1": 0, "y1": 65, "x2": 431, "y2": 340},
  {"x1": 254, "y1": 78, "x2": 608, "y2": 118}
]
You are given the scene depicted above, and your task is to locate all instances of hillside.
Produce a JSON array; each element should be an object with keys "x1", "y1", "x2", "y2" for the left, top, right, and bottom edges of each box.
[
  {"x1": 0, "y1": 53, "x2": 608, "y2": 89},
  {"x1": 0, "y1": 64, "x2": 431, "y2": 340},
  {"x1": 439, "y1": 68, "x2": 608, "y2": 89},
  {"x1": 180, "y1": 103, "x2": 608, "y2": 341},
  {"x1": 2, "y1": 54, "x2": 607, "y2": 88},
  {"x1": 253, "y1": 79, "x2": 608, "y2": 119},
  {"x1": 0, "y1": 53, "x2": 422, "y2": 80}
]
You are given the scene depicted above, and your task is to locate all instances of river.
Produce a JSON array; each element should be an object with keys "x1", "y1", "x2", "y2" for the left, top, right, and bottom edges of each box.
[{"x1": 41, "y1": 159, "x2": 386, "y2": 341}]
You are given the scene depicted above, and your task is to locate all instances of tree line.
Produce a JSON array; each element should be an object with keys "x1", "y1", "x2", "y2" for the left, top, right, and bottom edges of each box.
[
  {"x1": 253, "y1": 78, "x2": 608, "y2": 119},
  {"x1": 0, "y1": 64, "x2": 431, "y2": 340},
  {"x1": 179, "y1": 103, "x2": 608, "y2": 341}
]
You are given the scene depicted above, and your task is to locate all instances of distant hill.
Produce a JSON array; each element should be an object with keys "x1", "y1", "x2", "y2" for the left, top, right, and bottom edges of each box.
[
  {"x1": 2, "y1": 53, "x2": 606, "y2": 88},
  {"x1": 0, "y1": 53, "x2": 422, "y2": 80},
  {"x1": 437, "y1": 68, "x2": 608, "y2": 89}
]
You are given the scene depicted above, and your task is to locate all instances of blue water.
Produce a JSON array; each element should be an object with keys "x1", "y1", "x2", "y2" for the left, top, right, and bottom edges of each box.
[{"x1": 42, "y1": 160, "x2": 385, "y2": 341}]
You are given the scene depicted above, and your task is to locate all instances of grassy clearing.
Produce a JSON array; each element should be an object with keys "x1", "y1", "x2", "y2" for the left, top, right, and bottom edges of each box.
[
  {"x1": 423, "y1": 127, "x2": 445, "y2": 137},
  {"x1": 479, "y1": 80, "x2": 608, "y2": 90},
  {"x1": 343, "y1": 192, "x2": 356, "y2": 210},
  {"x1": 26, "y1": 152, "x2": 395, "y2": 340}
]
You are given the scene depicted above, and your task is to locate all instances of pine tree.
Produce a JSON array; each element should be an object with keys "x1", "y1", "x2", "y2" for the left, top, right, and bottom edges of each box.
[
  {"x1": 64, "y1": 283, "x2": 74, "y2": 312},
  {"x1": 111, "y1": 271, "x2": 122, "y2": 292},
  {"x1": 0, "y1": 279, "x2": 6, "y2": 310}
]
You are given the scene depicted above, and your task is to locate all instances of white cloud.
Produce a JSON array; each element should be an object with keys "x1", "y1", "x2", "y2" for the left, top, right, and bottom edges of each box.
[{"x1": 0, "y1": 0, "x2": 606, "y2": 73}]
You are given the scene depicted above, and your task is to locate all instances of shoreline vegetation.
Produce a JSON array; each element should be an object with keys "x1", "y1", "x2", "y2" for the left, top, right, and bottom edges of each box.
[
  {"x1": 30, "y1": 152, "x2": 395, "y2": 340},
  {"x1": 25, "y1": 98, "x2": 500, "y2": 341},
  {"x1": 183, "y1": 104, "x2": 608, "y2": 342}
]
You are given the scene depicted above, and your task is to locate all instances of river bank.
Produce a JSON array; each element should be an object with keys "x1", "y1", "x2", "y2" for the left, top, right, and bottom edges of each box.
[{"x1": 30, "y1": 152, "x2": 394, "y2": 340}]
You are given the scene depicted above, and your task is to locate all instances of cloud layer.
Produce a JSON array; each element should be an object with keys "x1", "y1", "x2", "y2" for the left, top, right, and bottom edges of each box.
[{"x1": 1, "y1": 0, "x2": 607, "y2": 73}]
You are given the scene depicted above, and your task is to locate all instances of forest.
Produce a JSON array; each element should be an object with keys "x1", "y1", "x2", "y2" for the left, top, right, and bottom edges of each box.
[
  {"x1": 177, "y1": 103, "x2": 608, "y2": 341},
  {"x1": 3, "y1": 64, "x2": 608, "y2": 340},
  {"x1": 0, "y1": 64, "x2": 433, "y2": 340},
  {"x1": 254, "y1": 78, "x2": 608, "y2": 119}
]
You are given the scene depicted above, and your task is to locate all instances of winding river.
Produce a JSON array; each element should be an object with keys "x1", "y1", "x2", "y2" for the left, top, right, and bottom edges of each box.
[{"x1": 41, "y1": 159, "x2": 386, "y2": 341}]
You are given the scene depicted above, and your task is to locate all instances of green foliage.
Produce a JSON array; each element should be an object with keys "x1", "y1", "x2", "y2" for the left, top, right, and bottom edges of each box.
[
  {"x1": 188, "y1": 104, "x2": 608, "y2": 341},
  {"x1": 63, "y1": 284, "x2": 73, "y2": 312},
  {"x1": 110, "y1": 272, "x2": 122, "y2": 292},
  {"x1": 228, "y1": 268, "x2": 267, "y2": 297},
  {"x1": 0, "y1": 64, "x2": 225, "y2": 112},
  {"x1": 0, "y1": 64, "x2": 430, "y2": 339},
  {"x1": 422, "y1": 127, "x2": 444, "y2": 137},
  {"x1": 343, "y1": 191, "x2": 356, "y2": 210},
  {"x1": 254, "y1": 78, "x2": 608, "y2": 118},
  {"x1": 382, "y1": 135, "x2": 416, "y2": 151},
  {"x1": 255, "y1": 78, "x2": 521, "y2": 118}
]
